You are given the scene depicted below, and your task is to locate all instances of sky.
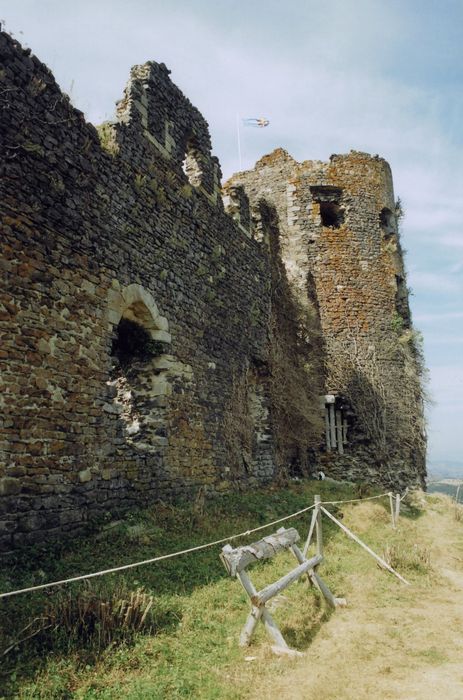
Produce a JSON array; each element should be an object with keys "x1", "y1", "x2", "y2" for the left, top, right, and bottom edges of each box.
[{"x1": 2, "y1": 0, "x2": 462, "y2": 473}]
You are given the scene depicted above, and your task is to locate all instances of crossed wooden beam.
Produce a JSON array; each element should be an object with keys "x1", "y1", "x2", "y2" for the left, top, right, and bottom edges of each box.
[{"x1": 220, "y1": 526, "x2": 345, "y2": 654}]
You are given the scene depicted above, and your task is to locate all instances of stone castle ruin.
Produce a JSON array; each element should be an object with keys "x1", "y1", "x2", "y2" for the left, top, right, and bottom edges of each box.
[{"x1": 0, "y1": 31, "x2": 426, "y2": 550}]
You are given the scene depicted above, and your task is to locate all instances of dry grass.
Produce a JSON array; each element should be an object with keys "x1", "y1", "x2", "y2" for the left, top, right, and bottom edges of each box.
[
  {"x1": 382, "y1": 542, "x2": 431, "y2": 573},
  {"x1": 341, "y1": 500, "x2": 391, "y2": 534},
  {"x1": 3, "y1": 584, "x2": 174, "y2": 658},
  {"x1": 246, "y1": 494, "x2": 463, "y2": 700}
]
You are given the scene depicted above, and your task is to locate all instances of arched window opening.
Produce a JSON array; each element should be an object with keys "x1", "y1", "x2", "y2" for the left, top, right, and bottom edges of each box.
[
  {"x1": 108, "y1": 301, "x2": 171, "y2": 452},
  {"x1": 111, "y1": 318, "x2": 161, "y2": 368},
  {"x1": 182, "y1": 141, "x2": 203, "y2": 188}
]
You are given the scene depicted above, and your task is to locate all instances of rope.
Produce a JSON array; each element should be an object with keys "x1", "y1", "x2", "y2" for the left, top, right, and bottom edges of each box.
[
  {"x1": 0, "y1": 504, "x2": 316, "y2": 600},
  {"x1": 320, "y1": 491, "x2": 391, "y2": 506},
  {"x1": 0, "y1": 487, "x2": 409, "y2": 600}
]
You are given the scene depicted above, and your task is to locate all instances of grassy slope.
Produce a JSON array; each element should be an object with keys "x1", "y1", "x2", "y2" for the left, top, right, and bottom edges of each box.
[{"x1": 1, "y1": 483, "x2": 461, "y2": 699}]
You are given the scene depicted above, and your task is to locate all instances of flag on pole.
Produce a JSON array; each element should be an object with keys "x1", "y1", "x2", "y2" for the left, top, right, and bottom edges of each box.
[{"x1": 242, "y1": 117, "x2": 270, "y2": 128}]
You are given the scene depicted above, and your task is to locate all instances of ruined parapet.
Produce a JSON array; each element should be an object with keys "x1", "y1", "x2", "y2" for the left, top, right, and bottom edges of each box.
[
  {"x1": 112, "y1": 60, "x2": 221, "y2": 203},
  {"x1": 222, "y1": 184, "x2": 252, "y2": 237}
]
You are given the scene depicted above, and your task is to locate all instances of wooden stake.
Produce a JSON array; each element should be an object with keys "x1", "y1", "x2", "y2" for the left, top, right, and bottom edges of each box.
[
  {"x1": 389, "y1": 492, "x2": 396, "y2": 529},
  {"x1": 320, "y1": 506, "x2": 410, "y2": 585},
  {"x1": 315, "y1": 495, "x2": 323, "y2": 558},
  {"x1": 240, "y1": 605, "x2": 262, "y2": 647},
  {"x1": 302, "y1": 507, "x2": 317, "y2": 558},
  {"x1": 325, "y1": 408, "x2": 332, "y2": 451},
  {"x1": 395, "y1": 494, "x2": 401, "y2": 524},
  {"x1": 290, "y1": 542, "x2": 341, "y2": 608}
]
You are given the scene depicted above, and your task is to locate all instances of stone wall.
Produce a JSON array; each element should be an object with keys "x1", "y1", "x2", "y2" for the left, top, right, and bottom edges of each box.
[
  {"x1": 0, "y1": 32, "x2": 326, "y2": 551},
  {"x1": 0, "y1": 32, "x2": 426, "y2": 551}
]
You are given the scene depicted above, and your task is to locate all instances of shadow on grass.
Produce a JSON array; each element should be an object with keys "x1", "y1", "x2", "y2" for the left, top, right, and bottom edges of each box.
[
  {"x1": 398, "y1": 503, "x2": 426, "y2": 521},
  {"x1": 280, "y1": 592, "x2": 335, "y2": 651}
]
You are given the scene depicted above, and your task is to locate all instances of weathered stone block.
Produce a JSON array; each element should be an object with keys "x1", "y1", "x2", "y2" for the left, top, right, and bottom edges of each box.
[{"x1": 0, "y1": 477, "x2": 22, "y2": 496}]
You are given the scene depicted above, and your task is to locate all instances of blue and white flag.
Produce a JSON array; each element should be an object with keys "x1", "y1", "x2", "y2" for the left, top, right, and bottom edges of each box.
[{"x1": 242, "y1": 117, "x2": 270, "y2": 128}]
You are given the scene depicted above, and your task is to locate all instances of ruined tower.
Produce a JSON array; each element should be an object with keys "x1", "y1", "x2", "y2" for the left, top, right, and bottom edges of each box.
[{"x1": 231, "y1": 149, "x2": 427, "y2": 487}]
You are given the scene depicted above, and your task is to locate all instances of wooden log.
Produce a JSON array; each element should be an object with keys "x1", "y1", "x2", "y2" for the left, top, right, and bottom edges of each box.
[
  {"x1": 315, "y1": 495, "x2": 323, "y2": 558},
  {"x1": 220, "y1": 528, "x2": 300, "y2": 576},
  {"x1": 335, "y1": 410, "x2": 344, "y2": 455},
  {"x1": 262, "y1": 608, "x2": 289, "y2": 649},
  {"x1": 290, "y1": 542, "x2": 338, "y2": 608},
  {"x1": 320, "y1": 506, "x2": 410, "y2": 585},
  {"x1": 302, "y1": 508, "x2": 317, "y2": 557},
  {"x1": 252, "y1": 554, "x2": 322, "y2": 607},
  {"x1": 239, "y1": 605, "x2": 262, "y2": 647},
  {"x1": 389, "y1": 492, "x2": 396, "y2": 529},
  {"x1": 238, "y1": 570, "x2": 288, "y2": 648},
  {"x1": 237, "y1": 569, "x2": 257, "y2": 599}
]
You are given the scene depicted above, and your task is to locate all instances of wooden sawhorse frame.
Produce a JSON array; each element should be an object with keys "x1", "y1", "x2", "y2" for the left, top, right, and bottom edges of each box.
[{"x1": 221, "y1": 526, "x2": 343, "y2": 654}]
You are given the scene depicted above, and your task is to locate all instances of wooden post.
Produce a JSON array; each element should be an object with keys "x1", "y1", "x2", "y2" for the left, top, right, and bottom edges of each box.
[
  {"x1": 302, "y1": 507, "x2": 317, "y2": 558},
  {"x1": 335, "y1": 410, "x2": 344, "y2": 455},
  {"x1": 389, "y1": 492, "x2": 396, "y2": 529},
  {"x1": 315, "y1": 495, "x2": 323, "y2": 558},
  {"x1": 455, "y1": 484, "x2": 461, "y2": 505},
  {"x1": 325, "y1": 408, "x2": 332, "y2": 451},
  {"x1": 290, "y1": 543, "x2": 340, "y2": 608},
  {"x1": 395, "y1": 494, "x2": 401, "y2": 524},
  {"x1": 342, "y1": 419, "x2": 348, "y2": 445},
  {"x1": 238, "y1": 569, "x2": 289, "y2": 648},
  {"x1": 329, "y1": 404, "x2": 336, "y2": 450}
]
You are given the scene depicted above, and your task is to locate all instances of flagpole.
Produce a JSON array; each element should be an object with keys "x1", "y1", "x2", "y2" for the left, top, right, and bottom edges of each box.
[{"x1": 236, "y1": 113, "x2": 242, "y2": 171}]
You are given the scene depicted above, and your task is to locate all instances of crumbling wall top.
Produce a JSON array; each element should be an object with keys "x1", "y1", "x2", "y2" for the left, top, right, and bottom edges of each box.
[{"x1": 115, "y1": 60, "x2": 219, "y2": 196}]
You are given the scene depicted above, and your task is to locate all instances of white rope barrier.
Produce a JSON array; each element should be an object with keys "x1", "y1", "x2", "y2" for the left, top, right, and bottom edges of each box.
[
  {"x1": 0, "y1": 487, "x2": 409, "y2": 600},
  {"x1": 0, "y1": 504, "x2": 317, "y2": 600},
  {"x1": 320, "y1": 492, "x2": 391, "y2": 506}
]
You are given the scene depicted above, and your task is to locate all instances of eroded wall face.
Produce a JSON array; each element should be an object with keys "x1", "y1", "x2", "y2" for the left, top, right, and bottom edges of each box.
[
  {"x1": 233, "y1": 150, "x2": 426, "y2": 490},
  {"x1": 0, "y1": 33, "x2": 297, "y2": 550}
]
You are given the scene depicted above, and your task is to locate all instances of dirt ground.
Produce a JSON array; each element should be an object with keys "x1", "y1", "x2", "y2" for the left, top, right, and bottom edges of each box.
[{"x1": 249, "y1": 497, "x2": 463, "y2": 700}]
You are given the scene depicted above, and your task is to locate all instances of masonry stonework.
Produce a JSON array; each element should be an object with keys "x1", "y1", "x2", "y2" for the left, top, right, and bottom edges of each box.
[
  {"x1": 0, "y1": 32, "x2": 426, "y2": 551},
  {"x1": 231, "y1": 149, "x2": 427, "y2": 488}
]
